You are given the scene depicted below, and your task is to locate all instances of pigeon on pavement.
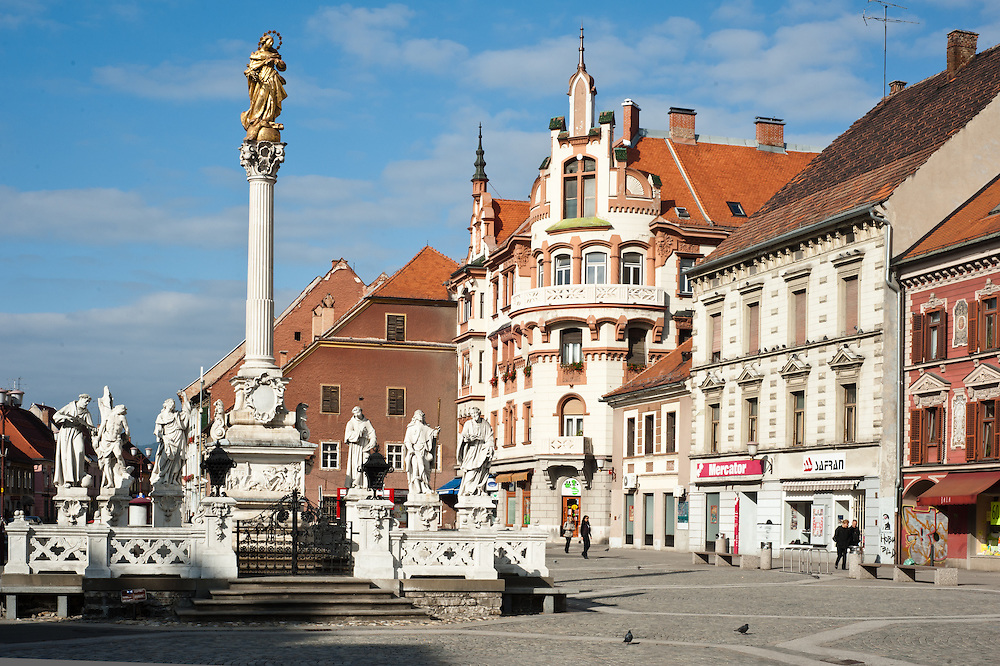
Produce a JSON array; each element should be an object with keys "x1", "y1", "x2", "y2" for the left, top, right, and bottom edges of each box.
[
  {"x1": 623, "y1": 630, "x2": 633, "y2": 644},
  {"x1": 735, "y1": 624, "x2": 749, "y2": 634}
]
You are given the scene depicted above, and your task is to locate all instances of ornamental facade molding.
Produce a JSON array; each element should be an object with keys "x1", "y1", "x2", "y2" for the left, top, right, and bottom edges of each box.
[{"x1": 240, "y1": 140, "x2": 285, "y2": 179}]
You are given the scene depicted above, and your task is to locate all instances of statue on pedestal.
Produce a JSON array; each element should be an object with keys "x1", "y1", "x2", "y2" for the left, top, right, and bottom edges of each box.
[
  {"x1": 95, "y1": 386, "x2": 132, "y2": 492},
  {"x1": 403, "y1": 410, "x2": 438, "y2": 495},
  {"x1": 241, "y1": 30, "x2": 287, "y2": 142},
  {"x1": 152, "y1": 392, "x2": 192, "y2": 488},
  {"x1": 458, "y1": 407, "x2": 495, "y2": 497},
  {"x1": 345, "y1": 406, "x2": 376, "y2": 489},
  {"x1": 53, "y1": 394, "x2": 95, "y2": 488}
]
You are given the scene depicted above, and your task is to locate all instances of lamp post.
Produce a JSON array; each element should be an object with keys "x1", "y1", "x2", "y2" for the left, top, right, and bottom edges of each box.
[
  {"x1": 1, "y1": 389, "x2": 8, "y2": 525},
  {"x1": 201, "y1": 443, "x2": 236, "y2": 497},
  {"x1": 362, "y1": 450, "x2": 391, "y2": 492}
]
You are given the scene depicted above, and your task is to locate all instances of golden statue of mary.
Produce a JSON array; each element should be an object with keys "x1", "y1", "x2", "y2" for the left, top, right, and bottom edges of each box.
[{"x1": 241, "y1": 31, "x2": 287, "y2": 142}]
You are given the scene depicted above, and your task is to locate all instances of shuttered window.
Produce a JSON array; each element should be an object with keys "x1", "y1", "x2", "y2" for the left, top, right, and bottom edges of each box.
[
  {"x1": 320, "y1": 385, "x2": 340, "y2": 414},
  {"x1": 387, "y1": 388, "x2": 405, "y2": 416},
  {"x1": 746, "y1": 302, "x2": 760, "y2": 354},
  {"x1": 710, "y1": 313, "x2": 722, "y2": 362},
  {"x1": 386, "y1": 314, "x2": 406, "y2": 341},
  {"x1": 843, "y1": 276, "x2": 859, "y2": 335},
  {"x1": 792, "y1": 289, "x2": 807, "y2": 345}
]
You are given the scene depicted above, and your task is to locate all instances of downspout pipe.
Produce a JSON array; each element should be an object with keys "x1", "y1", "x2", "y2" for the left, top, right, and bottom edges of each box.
[{"x1": 883, "y1": 220, "x2": 904, "y2": 565}]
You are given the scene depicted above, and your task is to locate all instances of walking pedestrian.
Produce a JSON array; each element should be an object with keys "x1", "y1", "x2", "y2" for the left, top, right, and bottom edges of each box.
[
  {"x1": 562, "y1": 515, "x2": 575, "y2": 553},
  {"x1": 850, "y1": 519, "x2": 861, "y2": 553},
  {"x1": 833, "y1": 519, "x2": 852, "y2": 570},
  {"x1": 580, "y1": 515, "x2": 592, "y2": 559}
]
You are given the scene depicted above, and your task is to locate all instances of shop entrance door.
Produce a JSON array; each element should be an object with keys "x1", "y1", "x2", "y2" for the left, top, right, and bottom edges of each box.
[
  {"x1": 644, "y1": 493, "x2": 654, "y2": 546},
  {"x1": 737, "y1": 492, "x2": 758, "y2": 555},
  {"x1": 706, "y1": 492, "x2": 720, "y2": 548},
  {"x1": 625, "y1": 493, "x2": 635, "y2": 545},
  {"x1": 562, "y1": 497, "x2": 580, "y2": 537},
  {"x1": 664, "y1": 494, "x2": 676, "y2": 547}
]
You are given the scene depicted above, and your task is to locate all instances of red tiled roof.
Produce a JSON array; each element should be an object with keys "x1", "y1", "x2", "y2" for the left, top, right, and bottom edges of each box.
[
  {"x1": 603, "y1": 339, "x2": 692, "y2": 399},
  {"x1": 369, "y1": 246, "x2": 459, "y2": 301},
  {"x1": 629, "y1": 137, "x2": 818, "y2": 226},
  {"x1": 706, "y1": 42, "x2": 1000, "y2": 265},
  {"x1": 494, "y1": 199, "x2": 530, "y2": 245},
  {"x1": 903, "y1": 173, "x2": 1000, "y2": 261},
  {"x1": 2, "y1": 407, "x2": 56, "y2": 460}
]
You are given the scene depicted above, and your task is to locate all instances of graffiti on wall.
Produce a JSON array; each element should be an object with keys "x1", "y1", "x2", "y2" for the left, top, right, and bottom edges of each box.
[{"x1": 902, "y1": 506, "x2": 948, "y2": 566}]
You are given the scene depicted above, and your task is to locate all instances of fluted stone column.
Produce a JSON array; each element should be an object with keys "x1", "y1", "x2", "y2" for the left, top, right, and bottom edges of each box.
[{"x1": 238, "y1": 140, "x2": 285, "y2": 378}]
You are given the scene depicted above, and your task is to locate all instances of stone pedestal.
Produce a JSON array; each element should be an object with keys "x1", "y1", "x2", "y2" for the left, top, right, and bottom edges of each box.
[
  {"x1": 456, "y1": 495, "x2": 498, "y2": 530},
  {"x1": 151, "y1": 485, "x2": 184, "y2": 527},
  {"x1": 405, "y1": 494, "x2": 441, "y2": 531},
  {"x1": 54, "y1": 486, "x2": 91, "y2": 526},
  {"x1": 349, "y1": 497, "x2": 397, "y2": 580},
  {"x1": 95, "y1": 490, "x2": 132, "y2": 527},
  {"x1": 199, "y1": 496, "x2": 238, "y2": 579}
]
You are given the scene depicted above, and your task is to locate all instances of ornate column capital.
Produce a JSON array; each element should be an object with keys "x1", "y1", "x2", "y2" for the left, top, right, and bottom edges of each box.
[{"x1": 240, "y1": 140, "x2": 285, "y2": 179}]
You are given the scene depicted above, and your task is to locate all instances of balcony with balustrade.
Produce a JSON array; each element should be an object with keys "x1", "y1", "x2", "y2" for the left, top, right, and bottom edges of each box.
[{"x1": 510, "y1": 284, "x2": 666, "y2": 315}]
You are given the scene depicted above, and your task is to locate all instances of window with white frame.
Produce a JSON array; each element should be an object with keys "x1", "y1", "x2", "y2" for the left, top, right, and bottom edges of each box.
[
  {"x1": 563, "y1": 156, "x2": 596, "y2": 218},
  {"x1": 621, "y1": 251, "x2": 643, "y2": 285},
  {"x1": 584, "y1": 251, "x2": 607, "y2": 284},
  {"x1": 320, "y1": 441, "x2": 340, "y2": 469},
  {"x1": 561, "y1": 328, "x2": 583, "y2": 364},
  {"x1": 386, "y1": 442, "x2": 404, "y2": 470},
  {"x1": 678, "y1": 257, "x2": 697, "y2": 295},
  {"x1": 554, "y1": 254, "x2": 571, "y2": 285}
]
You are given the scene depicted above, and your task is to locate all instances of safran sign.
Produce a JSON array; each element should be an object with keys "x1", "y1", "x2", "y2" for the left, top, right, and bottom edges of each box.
[
  {"x1": 695, "y1": 459, "x2": 763, "y2": 479},
  {"x1": 802, "y1": 453, "x2": 846, "y2": 474}
]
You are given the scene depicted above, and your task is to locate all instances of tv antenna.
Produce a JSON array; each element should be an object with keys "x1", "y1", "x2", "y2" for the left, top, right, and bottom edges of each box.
[{"x1": 863, "y1": 1, "x2": 919, "y2": 97}]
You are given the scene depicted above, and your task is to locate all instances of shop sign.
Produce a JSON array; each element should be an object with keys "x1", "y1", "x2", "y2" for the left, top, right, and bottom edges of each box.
[
  {"x1": 561, "y1": 478, "x2": 581, "y2": 497},
  {"x1": 121, "y1": 589, "x2": 146, "y2": 604},
  {"x1": 992, "y1": 501, "x2": 1000, "y2": 526},
  {"x1": 695, "y1": 459, "x2": 762, "y2": 479},
  {"x1": 802, "y1": 453, "x2": 846, "y2": 474}
]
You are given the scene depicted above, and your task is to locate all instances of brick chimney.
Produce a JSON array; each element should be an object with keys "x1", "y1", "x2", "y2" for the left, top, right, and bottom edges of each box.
[
  {"x1": 889, "y1": 80, "x2": 907, "y2": 95},
  {"x1": 947, "y1": 30, "x2": 978, "y2": 75},
  {"x1": 755, "y1": 117, "x2": 785, "y2": 150},
  {"x1": 622, "y1": 98, "x2": 640, "y2": 145},
  {"x1": 669, "y1": 107, "x2": 696, "y2": 145}
]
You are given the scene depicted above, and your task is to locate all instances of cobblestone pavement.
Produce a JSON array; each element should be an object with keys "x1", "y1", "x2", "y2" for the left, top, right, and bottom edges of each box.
[{"x1": 3, "y1": 546, "x2": 1000, "y2": 665}]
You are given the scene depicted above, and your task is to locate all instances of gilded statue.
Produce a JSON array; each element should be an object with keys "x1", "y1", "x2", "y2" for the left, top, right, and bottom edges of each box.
[{"x1": 242, "y1": 30, "x2": 287, "y2": 142}]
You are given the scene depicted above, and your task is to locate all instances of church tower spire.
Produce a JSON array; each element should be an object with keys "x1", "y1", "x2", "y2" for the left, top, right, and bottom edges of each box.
[
  {"x1": 472, "y1": 123, "x2": 488, "y2": 198},
  {"x1": 567, "y1": 26, "x2": 597, "y2": 137}
]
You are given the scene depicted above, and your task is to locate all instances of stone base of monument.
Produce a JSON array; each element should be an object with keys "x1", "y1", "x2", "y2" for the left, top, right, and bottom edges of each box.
[
  {"x1": 216, "y1": 425, "x2": 314, "y2": 519},
  {"x1": 197, "y1": 496, "x2": 238, "y2": 579},
  {"x1": 456, "y1": 495, "x2": 498, "y2": 530},
  {"x1": 348, "y1": 496, "x2": 397, "y2": 580},
  {"x1": 405, "y1": 494, "x2": 441, "y2": 531},
  {"x1": 95, "y1": 490, "x2": 133, "y2": 527},
  {"x1": 54, "y1": 486, "x2": 91, "y2": 526},
  {"x1": 151, "y1": 486, "x2": 184, "y2": 527}
]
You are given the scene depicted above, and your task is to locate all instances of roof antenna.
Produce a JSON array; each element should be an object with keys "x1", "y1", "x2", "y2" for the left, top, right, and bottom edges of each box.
[{"x1": 863, "y1": 1, "x2": 918, "y2": 98}]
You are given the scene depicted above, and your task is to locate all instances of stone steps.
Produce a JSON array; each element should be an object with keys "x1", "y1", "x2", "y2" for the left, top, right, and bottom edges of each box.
[{"x1": 176, "y1": 576, "x2": 433, "y2": 623}]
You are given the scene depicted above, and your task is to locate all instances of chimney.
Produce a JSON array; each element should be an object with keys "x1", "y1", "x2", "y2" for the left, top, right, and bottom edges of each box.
[
  {"x1": 755, "y1": 117, "x2": 785, "y2": 150},
  {"x1": 622, "y1": 99, "x2": 640, "y2": 145},
  {"x1": 947, "y1": 29, "x2": 978, "y2": 75},
  {"x1": 669, "y1": 107, "x2": 696, "y2": 145},
  {"x1": 889, "y1": 80, "x2": 907, "y2": 95}
]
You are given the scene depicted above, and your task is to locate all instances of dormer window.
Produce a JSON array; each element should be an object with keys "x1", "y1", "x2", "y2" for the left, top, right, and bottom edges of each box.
[
  {"x1": 564, "y1": 157, "x2": 596, "y2": 219},
  {"x1": 727, "y1": 201, "x2": 747, "y2": 217}
]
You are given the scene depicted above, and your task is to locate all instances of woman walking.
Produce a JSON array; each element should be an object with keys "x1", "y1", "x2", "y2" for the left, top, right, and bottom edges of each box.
[{"x1": 581, "y1": 515, "x2": 592, "y2": 559}]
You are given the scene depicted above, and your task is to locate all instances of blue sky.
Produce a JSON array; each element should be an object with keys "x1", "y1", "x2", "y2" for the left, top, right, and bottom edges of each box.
[{"x1": 2, "y1": 0, "x2": 999, "y2": 444}]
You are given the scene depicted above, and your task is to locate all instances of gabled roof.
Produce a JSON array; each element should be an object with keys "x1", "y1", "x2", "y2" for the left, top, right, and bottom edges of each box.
[
  {"x1": 493, "y1": 199, "x2": 530, "y2": 245},
  {"x1": 603, "y1": 339, "x2": 692, "y2": 400},
  {"x1": 368, "y1": 246, "x2": 458, "y2": 301},
  {"x1": 629, "y1": 137, "x2": 818, "y2": 227},
  {"x1": 902, "y1": 172, "x2": 1000, "y2": 262},
  {"x1": 706, "y1": 41, "x2": 1000, "y2": 265},
  {"x1": 1, "y1": 406, "x2": 56, "y2": 460}
]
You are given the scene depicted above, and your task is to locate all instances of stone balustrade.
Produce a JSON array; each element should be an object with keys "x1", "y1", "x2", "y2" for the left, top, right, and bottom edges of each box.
[
  {"x1": 390, "y1": 529, "x2": 549, "y2": 580},
  {"x1": 510, "y1": 284, "x2": 665, "y2": 313}
]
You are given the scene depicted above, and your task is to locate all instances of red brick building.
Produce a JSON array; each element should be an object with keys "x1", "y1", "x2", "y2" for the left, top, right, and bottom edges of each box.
[
  {"x1": 900, "y1": 174, "x2": 1000, "y2": 569},
  {"x1": 1, "y1": 391, "x2": 56, "y2": 522}
]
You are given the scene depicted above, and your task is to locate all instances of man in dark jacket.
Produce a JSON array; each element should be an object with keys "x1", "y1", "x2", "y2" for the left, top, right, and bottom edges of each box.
[{"x1": 833, "y1": 519, "x2": 852, "y2": 570}]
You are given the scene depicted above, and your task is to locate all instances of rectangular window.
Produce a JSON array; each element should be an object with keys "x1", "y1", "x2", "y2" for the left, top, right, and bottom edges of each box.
[
  {"x1": 679, "y1": 258, "x2": 696, "y2": 295},
  {"x1": 913, "y1": 309, "x2": 949, "y2": 362},
  {"x1": 792, "y1": 288, "x2": 807, "y2": 345},
  {"x1": 461, "y1": 354, "x2": 471, "y2": 387},
  {"x1": 746, "y1": 301, "x2": 760, "y2": 354},
  {"x1": 986, "y1": 298, "x2": 998, "y2": 351},
  {"x1": 505, "y1": 489, "x2": 516, "y2": 527},
  {"x1": 387, "y1": 388, "x2": 405, "y2": 416},
  {"x1": 584, "y1": 252, "x2": 607, "y2": 284},
  {"x1": 564, "y1": 177, "x2": 578, "y2": 219},
  {"x1": 626, "y1": 416, "x2": 636, "y2": 457},
  {"x1": 563, "y1": 415, "x2": 584, "y2": 437},
  {"x1": 843, "y1": 384, "x2": 857, "y2": 443},
  {"x1": 386, "y1": 314, "x2": 406, "y2": 341},
  {"x1": 664, "y1": 412, "x2": 677, "y2": 453},
  {"x1": 523, "y1": 402, "x2": 532, "y2": 444},
  {"x1": 561, "y1": 329, "x2": 582, "y2": 364},
  {"x1": 792, "y1": 391, "x2": 806, "y2": 446},
  {"x1": 492, "y1": 280, "x2": 499, "y2": 314},
  {"x1": 554, "y1": 255, "x2": 571, "y2": 285},
  {"x1": 320, "y1": 385, "x2": 340, "y2": 414},
  {"x1": 710, "y1": 312, "x2": 722, "y2": 362},
  {"x1": 621, "y1": 252, "x2": 643, "y2": 285},
  {"x1": 843, "y1": 276, "x2": 859, "y2": 335},
  {"x1": 479, "y1": 292, "x2": 485, "y2": 318},
  {"x1": 583, "y1": 174, "x2": 596, "y2": 217},
  {"x1": 984, "y1": 401, "x2": 997, "y2": 459},
  {"x1": 911, "y1": 405, "x2": 944, "y2": 465},
  {"x1": 643, "y1": 413, "x2": 655, "y2": 455},
  {"x1": 386, "y1": 442, "x2": 403, "y2": 470},
  {"x1": 626, "y1": 328, "x2": 646, "y2": 366},
  {"x1": 320, "y1": 441, "x2": 339, "y2": 470},
  {"x1": 478, "y1": 350, "x2": 484, "y2": 384},
  {"x1": 746, "y1": 397, "x2": 758, "y2": 445},
  {"x1": 709, "y1": 404, "x2": 721, "y2": 453}
]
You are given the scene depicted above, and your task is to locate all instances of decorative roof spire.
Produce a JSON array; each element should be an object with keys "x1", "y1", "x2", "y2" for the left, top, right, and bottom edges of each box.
[
  {"x1": 472, "y1": 123, "x2": 487, "y2": 182},
  {"x1": 579, "y1": 25, "x2": 586, "y2": 70}
]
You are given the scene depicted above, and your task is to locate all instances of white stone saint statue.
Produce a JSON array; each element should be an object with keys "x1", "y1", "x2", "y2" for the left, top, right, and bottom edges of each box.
[
  {"x1": 96, "y1": 386, "x2": 132, "y2": 492},
  {"x1": 151, "y1": 392, "x2": 192, "y2": 488},
  {"x1": 53, "y1": 394, "x2": 96, "y2": 487},
  {"x1": 458, "y1": 407, "x2": 495, "y2": 498},
  {"x1": 403, "y1": 410, "x2": 439, "y2": 495},
  {"x1": 345, "y1": 406, "x2": 377, "y2": 489}
]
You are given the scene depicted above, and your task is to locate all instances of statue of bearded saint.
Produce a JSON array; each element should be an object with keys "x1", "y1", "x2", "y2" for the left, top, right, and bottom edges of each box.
[{"x1": 241, "y1": 31, "x2": 287, "y2": 142}]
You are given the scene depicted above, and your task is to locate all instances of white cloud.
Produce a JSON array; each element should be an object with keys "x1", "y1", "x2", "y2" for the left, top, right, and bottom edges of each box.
[{"x1": 93, "y1": 59, "x2": 243, "y2": 101}]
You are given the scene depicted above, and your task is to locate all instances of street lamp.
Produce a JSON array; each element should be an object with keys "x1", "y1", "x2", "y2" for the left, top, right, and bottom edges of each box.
[
  {"x1": 201, "y1": 443, "x2": 236, "y2": 497},
  {"x1": 362, "y1": 450, "x2": 391, "y2": 491}
]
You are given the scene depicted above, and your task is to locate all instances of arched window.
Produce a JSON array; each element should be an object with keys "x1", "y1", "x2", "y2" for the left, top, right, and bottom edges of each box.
[
  {"x1": 536, "y1": 257, "x2": 544, "y2": 287},
  {"x1": 560, "y1": 328, "x2": 582, "y2": 364},
  {"x1": 584, "y1": 251, "x2": 607, "y2": 284},
  {"x1": 621, "y1": 251, "x2": 643, "y2": 285},
  {"x1": 554, "y1": 254, "x2": 571, "y2": 285},
  {"x1": 561, "y1": 396, "x2": 585, "y2": 436},
  {"x1": 564, "y1": 157, "x2": 596, "y2": 219},
  {"x1": 626, "y1": 327, "x2": 647, "y2": 366}
]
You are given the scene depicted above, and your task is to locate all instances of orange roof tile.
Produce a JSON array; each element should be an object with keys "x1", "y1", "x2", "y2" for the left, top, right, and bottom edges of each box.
[
  {"x1": 494, "y1": 199, "x2": 530, "y2": 245},
  {"x1": 370, "y1": 246, "x2": 459, "y2": 301},
  {"x1": 603, "y1": 339, "x2": 692, "y2": 399},
  {"x1": 706, "y1": 42, "x2": 1000, "y2": 266},
  {"x1": 903, "y1": 173, "x2": 1000, "y2": 261}
]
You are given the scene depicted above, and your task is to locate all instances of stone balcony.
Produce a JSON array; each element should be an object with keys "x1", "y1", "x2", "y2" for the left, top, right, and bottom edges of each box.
[
  {"x1": 542, "y1": 436, "x2": 592, "y2": 457},
  {"x1": 510, "y1": 284, "x2": 666, "y2": 314}
]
